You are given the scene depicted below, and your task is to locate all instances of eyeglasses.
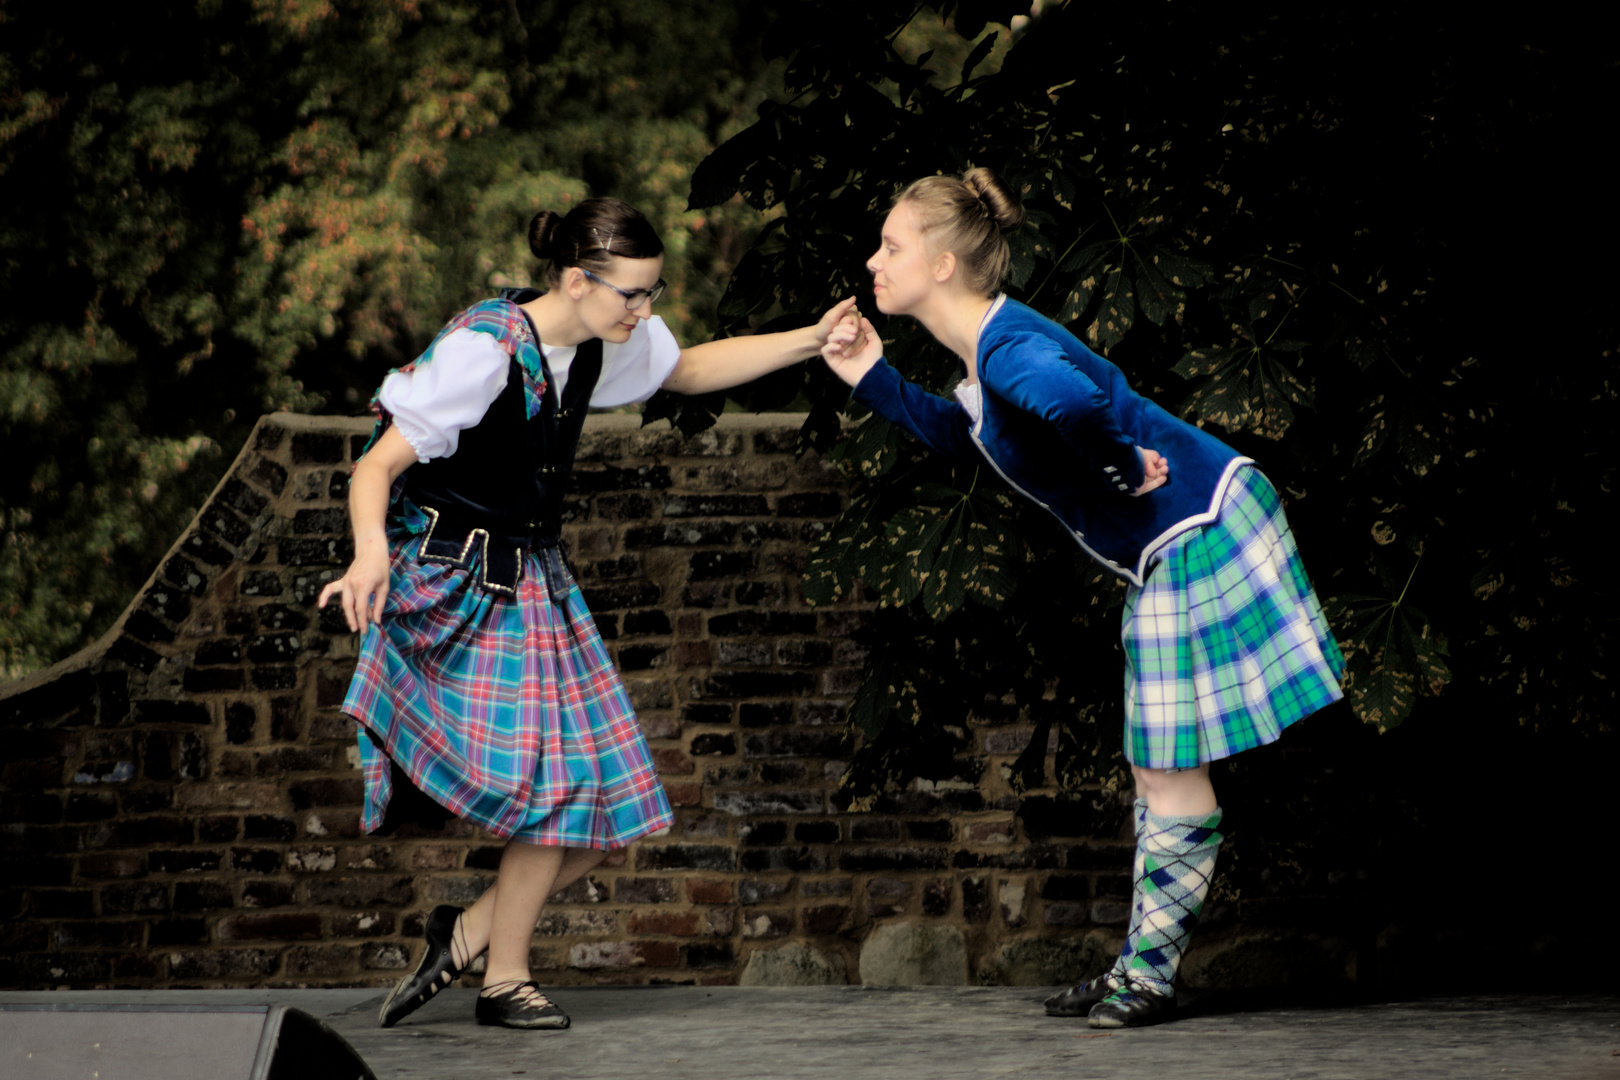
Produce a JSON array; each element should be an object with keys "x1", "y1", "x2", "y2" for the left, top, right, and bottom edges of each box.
[{"x1": 580, "y1": 268, "x2": 666, "y2": 309}]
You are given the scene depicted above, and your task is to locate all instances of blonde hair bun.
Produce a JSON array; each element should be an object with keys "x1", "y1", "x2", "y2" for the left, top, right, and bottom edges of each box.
[{"x1": 961, "y1": 167, "x2": 1024, "y2": 233}]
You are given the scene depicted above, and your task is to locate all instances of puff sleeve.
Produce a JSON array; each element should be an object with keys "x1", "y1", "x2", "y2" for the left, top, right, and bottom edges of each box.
[
  {"x1": 591, "y1": 316, "x2": 683, "y2": 407},
  {"x1": 377, "y1": 328, "x2": 510, "y2": 462}
]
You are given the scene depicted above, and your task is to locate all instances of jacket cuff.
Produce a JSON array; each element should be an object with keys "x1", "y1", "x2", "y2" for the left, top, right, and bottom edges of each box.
[{"x1": 850, "y1": 357, "x2": 898, "y2": 409}]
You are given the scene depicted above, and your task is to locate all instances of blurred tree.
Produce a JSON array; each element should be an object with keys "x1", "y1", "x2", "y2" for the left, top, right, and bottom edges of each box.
[
  {"x1": 0, "y1": 0, "x2": 779, "y2": 676},
  {"x1": 682, "y1": 0, "x2": 1618, "y2": 802}
]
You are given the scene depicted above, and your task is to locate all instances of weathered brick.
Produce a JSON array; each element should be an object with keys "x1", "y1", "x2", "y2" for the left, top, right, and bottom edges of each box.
[
  {"x1": 78, "y1": 852, "x2": 147, "y2": 879},
  {"x1": 285, "y1": 944, "x2": 355, "y2": 977},
  {"x1": 650, "y1": 749, "x2": 693, "y2": 775},
  {"x1": 707, "y1": 612, "x2": 817, "y2": 637},
  {"x1": 621, "y1": 609, "x2": 672, "y2": 635},
  {"x1": 740, "y1": 909, "x2": 793, "y2": 938},
  {"x1": 332, "y1": 911, "x2": 396, "y2": 937},
  {"x1": 594, "y1": 493, "x2": 657, "y2": 520},
  {"x1": 293, "y1": 508, "x2": 349, "y2": 535},
  {"x1": 219, "y1": 912, "x2": 322, "y2": 941},
  {"x1": 535, "y1": 909, "x2": 616, "y2": 936},
  {"x1": 796, "y1": 820, "x2": 840, "y2": 844},
  {"x1": 63, "y1": 792, "x2": 118, "y2": 823},
  {"x1": 240, "y1": 570, "x2": 284, "y2": 597},
  {"x1": 168, "y1": 948, "x2": 279, "y2": 979},
  {"x1": 289, "y1": 778, "x2": 364, "y2": 808},
  {"x1": 568, "y1": 941, "x2": 641, "y2": 969},
  {"x1": 616, "y1": 877, "x2": 677, "y2": 904},
  {"x1": 174, "y1": 781, "x2": 278, "y2": 811},
  {"x1": 162, "y1": 554, "x2": 209, "y2": 597},
  {"x1": 246, "y1": 456, "x2": 288, "y2": 496},
  {"x1": 174, "y1": 881, "x2": 235, "y2": 912},
  {"x1": 229, "y1": 847, "x2": 283, "y2": 874},
  {"x1": 624, "y1": 522, "x2": 738, "y2": 548},
  {"x1": 689, "y1": 732, "x2": 735, "y2": 756},
  {"x1": 637, "y1": 844, "x2": 737, "y2": 872},
  {"x1": 250, "y1": 666, "x2": 299, "y2": 691},
  {"x1": 839, "y1": 846, "x2": 949, "y2": 872},
  {"x1": 583, "y1": 581, "x2": 663, "y2": 609},
  {"x1": 907, "y1": 819, "x2": 953, "y2": 842},
  {"x1": 740, "y1": 847, "x2": 830, "y2": 873},
  {"x1": 627, "y1": 911, "x2": 701, "y2": 936},
  {"x1": 716, "y1": 640, "x2": 773, "y2": 666},
  {"x1": 737, "y1": 879, "x2": 793, "y2": 906},
  {"x1": 281, "y1": 537, "x2": 353, "y2": 566},
  {"x1": 662, "y1": 494, "x2": 768, "y2": 518},
  {"x1": 665, "y1": 782, "x2": 703, "y2": 808},
  {"x1": 743, "y1": 731, "x2": 844, "y2": 758},
  {"x1": 133, "y1": 700, "x2": 212, "y2": 725},
  {"x1": 740, "y1": 821, "x2": 787, "y2": 846},
  {"x1": 739, "y1": 702, "x2": 793, "y2": 728},
  {"x1": 702, "y1": 672, "x2": 817, "y2": 698},
  {"x1": 715, "y1": 791, "x2": 823, "y2": 816},
  {"x1": 305, "y1": 876, "x2": 415, "y2": 907},
  {"x1": 966, "y1": 819, "x2": 1017, "y2": 845},
  {"x1": 100, "y1": 882, "x2": 168, "y2": 914},
  {"x1": 617, "y1": 644, "x2": 668, "y2": 671},
  {"x1": 290, "y1": 432, "x2": 345, "y2": 464},
  {"x1": 242, "y1": 881, "x2": 295, "y2": 908},
  {"x1": 803, "y1": 904, "x2": 853, "y2": 935},
  {"x1": 52, "y1": 920, "x2": 145, "y2": 950}
]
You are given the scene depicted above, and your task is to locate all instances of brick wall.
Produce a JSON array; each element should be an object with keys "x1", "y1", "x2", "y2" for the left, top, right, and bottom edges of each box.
[{"x1": 1, "y1": 411, "x2": 1282, "y2": 990}]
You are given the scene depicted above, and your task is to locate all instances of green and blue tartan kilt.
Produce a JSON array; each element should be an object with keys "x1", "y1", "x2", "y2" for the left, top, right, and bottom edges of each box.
[
  {"x1": 344, "y1": 529, "x2": 674, "y2": 848},
  {"x1": 1121, "y1": 465, "x2": 1344, "y2": 769}
]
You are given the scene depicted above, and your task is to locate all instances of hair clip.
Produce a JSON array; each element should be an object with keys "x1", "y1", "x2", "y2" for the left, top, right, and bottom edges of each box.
[{"x1": 592, "y1": 226, "x2": 616, "y2": 253}]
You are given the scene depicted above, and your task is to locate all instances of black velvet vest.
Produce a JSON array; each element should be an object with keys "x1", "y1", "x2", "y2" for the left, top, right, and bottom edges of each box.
[{"x1": 400, "y1": 289, "x2": 602, "y2": 595}]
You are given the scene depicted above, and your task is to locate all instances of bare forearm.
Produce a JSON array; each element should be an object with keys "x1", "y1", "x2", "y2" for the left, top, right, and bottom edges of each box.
[
  {"x1": 661, "y1": 326, "x2": 823, "y2": 395},
  {"x1": 349, "y1": 425, "x2": 419, "y2": 547}
]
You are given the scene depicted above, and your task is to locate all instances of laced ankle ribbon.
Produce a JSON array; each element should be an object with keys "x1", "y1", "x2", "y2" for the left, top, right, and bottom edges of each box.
[{"x1": 480, "y1": 979, "x2": 553, "y2": 1007}]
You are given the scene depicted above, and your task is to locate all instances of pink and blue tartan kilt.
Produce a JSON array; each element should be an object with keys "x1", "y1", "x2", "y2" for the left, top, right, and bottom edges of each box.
[
  {"x1": 344, "y1": 533, "x2": 673, "y2": 848},
  {"x1": 1121, "y1": 464, "x2": 1345, "y2": 769}
]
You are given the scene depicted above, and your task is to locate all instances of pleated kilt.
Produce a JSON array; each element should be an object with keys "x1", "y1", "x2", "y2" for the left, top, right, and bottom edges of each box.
[
  {"x1": 344, "y1": 529, "x2": 673, "y2": 847},
  {"x1": 1121, "y1": 464, "x2": 1345, "y2": 769}
]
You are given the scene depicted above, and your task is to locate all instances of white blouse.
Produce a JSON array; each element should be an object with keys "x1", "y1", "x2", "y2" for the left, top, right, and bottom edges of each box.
[{"x1": 380, "y1": 316, "x2": 682, "y2": 462}]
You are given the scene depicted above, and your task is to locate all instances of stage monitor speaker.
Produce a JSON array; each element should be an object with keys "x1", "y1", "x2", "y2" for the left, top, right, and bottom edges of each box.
[{"x1": 0, "y1": 1002, "x2": 376, "y2": 1080}]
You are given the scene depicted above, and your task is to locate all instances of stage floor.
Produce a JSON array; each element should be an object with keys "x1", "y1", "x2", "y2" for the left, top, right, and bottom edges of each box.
[{"x1": 2, "y1": 986, "x2": 1617, "y2": 1079}]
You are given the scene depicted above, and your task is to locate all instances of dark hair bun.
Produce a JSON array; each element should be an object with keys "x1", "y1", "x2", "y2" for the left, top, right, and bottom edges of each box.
[
  {"x1": 528, "y1": 211, "x2": 563, "y2": 260},
  {"x1": 962, "y1": 167, "x2": 1024, "y2": 233}
]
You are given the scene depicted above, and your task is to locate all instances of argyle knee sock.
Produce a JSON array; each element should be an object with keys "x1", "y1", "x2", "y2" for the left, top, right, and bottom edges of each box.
[
  {"x1": 1116, "y1": 807, "x2": 1224, "y2": 998},
  {"x1": 1105, "y1": 797, "x2": 1151, "y2": 987}
]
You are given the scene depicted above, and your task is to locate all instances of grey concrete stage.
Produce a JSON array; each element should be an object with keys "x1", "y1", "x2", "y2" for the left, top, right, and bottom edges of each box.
[{"x1": 2, "y1": 986, "x2": 1617, "y2": 1079}]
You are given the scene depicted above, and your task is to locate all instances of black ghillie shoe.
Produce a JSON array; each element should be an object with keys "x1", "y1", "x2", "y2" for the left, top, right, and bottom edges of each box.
[
  {"x1": 1044, "y1": 973, "x2": 1122, "y2": 1017},
  {"x1": 1087, "y1": 986, "x2": 1176, "y2": 1029},
  {"x1": 475, "y1": 980, "x2": 571, "y2": 1030},
  {"x1": 378, "y1": 904, "x2": 467, "y2": 1028}
]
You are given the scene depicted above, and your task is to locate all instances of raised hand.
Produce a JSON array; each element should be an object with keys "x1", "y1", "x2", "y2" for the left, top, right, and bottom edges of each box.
[
  {"x1": 820, "y1": 314, "x2": 882, "y2": 388},
  {"x1": 811, "y1": 297, "x2": 862, "y2": 347}
]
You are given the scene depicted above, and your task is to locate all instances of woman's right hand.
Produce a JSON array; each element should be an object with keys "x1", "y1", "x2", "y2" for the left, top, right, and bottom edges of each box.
[
  {"x1": 317, "y1": 537, "x2": 392, "y2": 633},
  {"x1": 820, "y1": 315, "x2": 882, "y2": 388}
]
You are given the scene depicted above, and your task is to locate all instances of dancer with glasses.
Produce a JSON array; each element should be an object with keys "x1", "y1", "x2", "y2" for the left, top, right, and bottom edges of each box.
[
  {"x1": 820, "y1": 169, "x2": 1343, "y2": 1028},
  {"x1": 319, "y1": 197, "x2": 860, "y2": 1031}
]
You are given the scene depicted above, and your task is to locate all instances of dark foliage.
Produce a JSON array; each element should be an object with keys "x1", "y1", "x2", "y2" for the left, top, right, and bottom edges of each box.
[{"x1": 683, "y1": 1, "x2": 1619, "y2": 800}]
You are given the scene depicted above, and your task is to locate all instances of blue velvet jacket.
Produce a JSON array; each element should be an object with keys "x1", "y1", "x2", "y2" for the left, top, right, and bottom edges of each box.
[{"x1": 852, "y1": 298, "x2": 1251, "y2": 587}]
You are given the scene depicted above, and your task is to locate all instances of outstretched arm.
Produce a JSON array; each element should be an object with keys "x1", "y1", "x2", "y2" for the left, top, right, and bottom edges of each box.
[
  {"x1": 821, "y1": 316, "x2": 979, "y2": 462},
  {"x1": 316, "y1": 425, "x2": 418, "y2": 633},
  {"x1": 660, "y1": 298, "x2": 860, "y2": 394}
]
